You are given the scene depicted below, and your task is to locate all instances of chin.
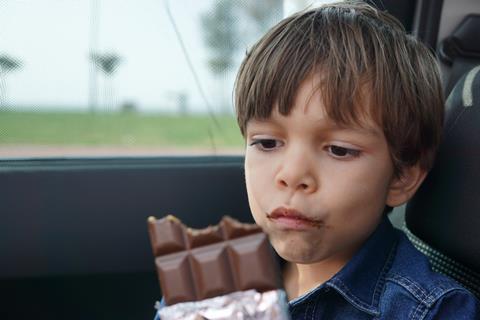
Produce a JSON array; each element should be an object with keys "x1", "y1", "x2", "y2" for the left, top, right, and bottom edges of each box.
[{"x1": 270, "y1": 236, "x2": 323, "y2": 264}]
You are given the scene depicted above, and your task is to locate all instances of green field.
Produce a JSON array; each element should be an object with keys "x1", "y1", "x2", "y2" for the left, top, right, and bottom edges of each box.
[{"x1": 0, "y1": 110, "x2": 245, "y2": 148}]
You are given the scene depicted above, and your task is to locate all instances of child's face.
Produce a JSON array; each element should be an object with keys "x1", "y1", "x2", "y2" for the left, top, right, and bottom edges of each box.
[{"x1": 244, "y1": 76, "x2": 396, "y2": 265}]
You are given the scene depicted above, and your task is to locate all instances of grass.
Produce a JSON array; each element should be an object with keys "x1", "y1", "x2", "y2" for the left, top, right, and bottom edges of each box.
[{"x1": 0, "y1": 110, "x2": 245, "y2": 148}]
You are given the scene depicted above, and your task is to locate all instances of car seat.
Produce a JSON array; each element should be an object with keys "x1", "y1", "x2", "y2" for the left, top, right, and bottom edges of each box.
[
  {"x1": 439, "y1": 14, "x2": 480, "y2": 95},
  {"x1": 404, "y1": 64, "x2": 480, "y2": 298}
]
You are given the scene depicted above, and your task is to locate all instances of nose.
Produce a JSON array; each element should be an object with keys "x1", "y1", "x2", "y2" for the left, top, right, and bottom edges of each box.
[{"x1": 275, "y1": 151, "x2": 318, "y2": 193}]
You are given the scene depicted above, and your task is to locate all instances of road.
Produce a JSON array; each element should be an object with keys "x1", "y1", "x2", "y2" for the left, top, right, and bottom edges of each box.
[{"x1": 0, "y1": 145, "x2": 244, "y2": 158}]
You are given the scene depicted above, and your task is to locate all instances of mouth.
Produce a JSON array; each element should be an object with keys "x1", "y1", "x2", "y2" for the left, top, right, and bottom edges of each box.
[{"x1": 266, "y1": 207, "x2": 324, "y2": 229}]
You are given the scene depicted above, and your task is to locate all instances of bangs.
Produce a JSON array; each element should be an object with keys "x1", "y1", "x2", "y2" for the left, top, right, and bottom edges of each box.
[{"x1": 234, "y1": 6, "x2": 403, "y2": 134}]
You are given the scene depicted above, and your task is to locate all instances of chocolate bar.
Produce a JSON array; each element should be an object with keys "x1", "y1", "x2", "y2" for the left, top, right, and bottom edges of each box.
[{"x1": 147, "y1": 215, "x2": 282, "y2": 306}]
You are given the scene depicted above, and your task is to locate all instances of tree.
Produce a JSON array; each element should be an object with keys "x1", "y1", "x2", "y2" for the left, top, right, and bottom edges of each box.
[
  {"x1": 90, "y1": 53, "x2": 122, "y2": 111},
  {"x1": 201, "y1": 0, "x2": 239, "y2": 113},
  {"x1": 200, "y1": 0, "x2": 282, "y2": 114},
  {"x1": 240, "y1": 0, "x2": 283, "y2": 33},
  {"x1": 201, "y1": 0, "x2": 238, "y2": 76},
  {"x1": 0, "y1": 54, "x2": 22, "y2": 109}
]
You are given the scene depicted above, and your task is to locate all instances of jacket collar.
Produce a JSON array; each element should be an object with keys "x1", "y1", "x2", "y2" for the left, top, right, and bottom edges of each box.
[{"x1": 325, "y1": 216, "x2": 398, "y2": 316}]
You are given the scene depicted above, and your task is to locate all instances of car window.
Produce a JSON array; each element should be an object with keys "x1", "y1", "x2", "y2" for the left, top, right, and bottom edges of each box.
[{"x1": 1, "y1": 0, "x2": 313, "y2": 158}]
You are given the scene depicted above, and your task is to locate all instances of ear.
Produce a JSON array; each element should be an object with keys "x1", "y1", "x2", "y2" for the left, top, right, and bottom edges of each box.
[{"x1": 386, "y1": 165, "x2": 428, "y2": 207}]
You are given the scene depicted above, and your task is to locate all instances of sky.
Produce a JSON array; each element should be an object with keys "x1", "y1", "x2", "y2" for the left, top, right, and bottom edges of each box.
[
  {"x1": 0, "y1": 0, "x2": 240, "y2": 113},
  {"x1": 0, "y1": 0, "x2": 333, "y2": 113}
]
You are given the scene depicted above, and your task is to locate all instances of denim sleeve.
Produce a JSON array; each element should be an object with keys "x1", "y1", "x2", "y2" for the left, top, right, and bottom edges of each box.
[
  {"x1": 153, "y1": 297, "x2": 166, "y2": 320},
  {"x1": 425, "y1": 290, "x2": 480, "y2": 320}
]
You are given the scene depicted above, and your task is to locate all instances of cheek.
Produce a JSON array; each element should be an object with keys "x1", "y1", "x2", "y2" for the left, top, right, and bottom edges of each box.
[
  {"x1": 325, "y1": 159, "x2": 392, "y2": 220},
  {"x1": 245, "y1": 153, "x2": 273, "y2": 225},
  {"x1": 244, "y1": 154, "x2": 267, "y2": 223}
]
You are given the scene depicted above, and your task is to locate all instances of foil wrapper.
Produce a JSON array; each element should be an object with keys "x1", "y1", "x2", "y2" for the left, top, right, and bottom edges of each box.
[{"x1": 157, "y1": 289, "x2": 290, "y2": 320}]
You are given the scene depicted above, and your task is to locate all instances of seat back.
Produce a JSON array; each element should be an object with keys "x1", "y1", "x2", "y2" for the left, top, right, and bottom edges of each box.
[{"x1": 405, "y1": 66, "x2": 480, "y2": 297}]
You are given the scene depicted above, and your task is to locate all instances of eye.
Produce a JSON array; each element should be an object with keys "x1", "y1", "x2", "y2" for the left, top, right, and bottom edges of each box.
[
  {"x1": 249, "y1": 139, "x2": 282, "y2": 151},
  {"x1": 327, "y1": 145, "x2": 361, "y2": 158}
]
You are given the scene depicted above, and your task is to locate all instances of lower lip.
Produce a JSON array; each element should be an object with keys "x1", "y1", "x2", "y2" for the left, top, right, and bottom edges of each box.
[{"x1": 269, "y1": 216, "x2": 320, "y2": 230}]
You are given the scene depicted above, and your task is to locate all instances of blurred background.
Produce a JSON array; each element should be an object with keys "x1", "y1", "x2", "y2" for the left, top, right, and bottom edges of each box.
[{"x1": 0, "y1": 0, "x2": 338, "y2": 158}]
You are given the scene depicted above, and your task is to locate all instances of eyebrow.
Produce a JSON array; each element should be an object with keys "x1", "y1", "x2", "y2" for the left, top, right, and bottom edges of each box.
[
  {"x1": 329, "y1": 123, "x2": 381, "y2": 137},
  {"x1": 248, "y1": 118, "x2": 382, "y2": 137}
]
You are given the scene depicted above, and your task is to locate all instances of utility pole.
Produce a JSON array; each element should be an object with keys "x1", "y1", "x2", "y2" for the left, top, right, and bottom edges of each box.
[{"x1": 89, "y1": 0, "x2": 100, "y2": 112}]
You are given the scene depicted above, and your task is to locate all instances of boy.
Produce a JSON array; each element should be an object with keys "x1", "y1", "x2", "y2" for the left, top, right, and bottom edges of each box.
[{"x1": 234, "y1": 1, "x2": 479, "y2": 319}]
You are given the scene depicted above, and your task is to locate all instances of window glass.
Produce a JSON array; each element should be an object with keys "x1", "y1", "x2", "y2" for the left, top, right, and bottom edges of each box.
[{"x1": 0, "y1": 0, "x2": 334, "y2": 158}]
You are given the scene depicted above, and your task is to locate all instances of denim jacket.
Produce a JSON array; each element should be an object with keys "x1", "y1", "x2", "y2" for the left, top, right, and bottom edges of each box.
[
  {"x1": 288, "y1": 217, "x2": 479, "y2": 319},
  {"x1": 155, "y1": 217, "x2": 479, "y2": 319}
]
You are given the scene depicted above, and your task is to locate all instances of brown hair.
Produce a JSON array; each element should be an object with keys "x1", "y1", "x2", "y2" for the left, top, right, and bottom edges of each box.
[{"x1": 234, "y1": 0, "x2": 444, "y2": 177}]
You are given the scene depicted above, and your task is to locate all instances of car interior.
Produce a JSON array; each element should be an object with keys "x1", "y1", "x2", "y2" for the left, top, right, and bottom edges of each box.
[
  {"x1": 1, "y1": 0, "x2": 479, "y2": 319},
  {"x1": 405, "y1": 21, "x2": 480, "y2": 298}
]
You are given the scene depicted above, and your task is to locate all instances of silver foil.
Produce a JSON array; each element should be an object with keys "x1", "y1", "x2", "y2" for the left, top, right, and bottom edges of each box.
[{"x1": 157, "y1": 289, "x2": 291, "y2": 320}]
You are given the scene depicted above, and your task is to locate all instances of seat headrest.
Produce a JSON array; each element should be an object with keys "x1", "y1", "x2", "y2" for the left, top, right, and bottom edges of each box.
[
  {"x1": 439, "y1": 15, "x2": 480, "y2": 65},
  {"x1": 440, "y1": 15, "x2": 480, "y2": 95},
  {"x1": 406, "y1": 65, "x2": 480, "y2": 272}
]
